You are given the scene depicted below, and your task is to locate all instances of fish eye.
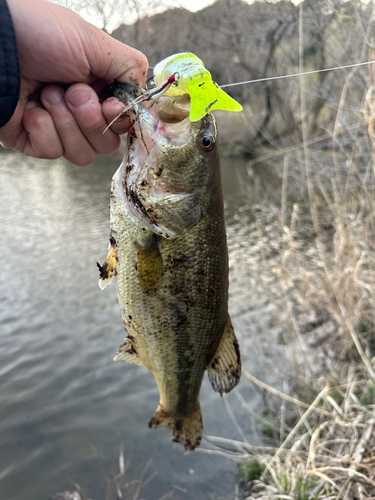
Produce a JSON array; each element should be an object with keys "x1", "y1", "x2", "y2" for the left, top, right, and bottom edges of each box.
[{"x1": 198, "y1": 134, "x2": 215, "y2": 152}]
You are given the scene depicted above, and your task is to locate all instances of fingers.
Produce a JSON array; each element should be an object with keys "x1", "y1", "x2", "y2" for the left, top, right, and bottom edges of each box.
[
  {"x1": 41, "y1": 85, "x2": 96, "y2": 165},
  {"x1": 86, "y1": 29, "x2": 148, "y2": 88},
  {"x1": 101, "y1": 97, "x2": 132, "y2": 136},
  {"x1": 0, "y1": 99, "x2": 64, "y2": 160},
  {"x1": 41, "y1": 83, "x2": 121, "y2": 165},
  {"x1": 65, "y1": 84, "x2": 121, "y2": 157},
  {"x1": 1, "y1": 83, "x2": 124, "y2": 166},
  {"x1": 22, "y1": 101, "x2": 64, "y2": 159},
  {"x1": 0, "y1": 79, "x2": 133, "y2": 165}
]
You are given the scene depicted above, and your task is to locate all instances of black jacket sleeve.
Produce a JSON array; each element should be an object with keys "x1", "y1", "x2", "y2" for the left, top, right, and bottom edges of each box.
[{"x1": 0, "y1": 0, "x2": 20, "y2": 128}]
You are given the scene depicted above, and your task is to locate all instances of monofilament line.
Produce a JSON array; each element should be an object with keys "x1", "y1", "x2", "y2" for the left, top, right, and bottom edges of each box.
[{"x1": 220, "y1": 60, "x2": 375, "y2": 89}]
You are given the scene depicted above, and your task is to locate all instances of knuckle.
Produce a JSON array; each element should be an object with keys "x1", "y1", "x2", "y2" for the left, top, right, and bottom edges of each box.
[
  {"x1": 96, "y1": 136, "x2": 120, "y2": 156},
  {"x1": 30, "y1": 113, "x2": 52, "y2": 131},
  {"x1": 42, "y1": 145, "x2": 64, "y2": 160},
  {"x1": 46, "y1": 151, "x2": 62, "y2": 160},
  {"x1": 81, "y1": 118, "x2": 103, "y2": 136},
  {"x1": 65, "y1": 151, "x2": 96, "y2": 166}
]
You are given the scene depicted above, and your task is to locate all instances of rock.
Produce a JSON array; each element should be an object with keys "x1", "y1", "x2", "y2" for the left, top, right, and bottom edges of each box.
[{"x1": 49, "y1": 492, "x2": 82, "y2": 500}]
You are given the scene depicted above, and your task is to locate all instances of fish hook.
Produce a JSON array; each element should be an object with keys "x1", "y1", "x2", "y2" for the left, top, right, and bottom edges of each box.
[{"x1": 103, "y1": 73, "x2": 180, "y2": 134}]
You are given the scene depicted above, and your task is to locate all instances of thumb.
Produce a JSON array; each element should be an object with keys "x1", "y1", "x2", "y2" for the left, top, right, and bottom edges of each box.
[{"x1": 86, "y1": 28, "x2": 148, "y2": 88}]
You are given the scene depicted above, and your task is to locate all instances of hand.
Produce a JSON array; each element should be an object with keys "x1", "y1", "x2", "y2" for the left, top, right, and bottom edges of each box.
[{"x1": 0, "y1": 0, "x2": 148, "y2": 165}]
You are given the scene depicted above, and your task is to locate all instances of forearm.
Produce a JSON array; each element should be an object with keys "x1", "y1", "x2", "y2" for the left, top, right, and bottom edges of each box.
[{"x1": 0, "y1": 0, "x2": 20, "y2": 127}]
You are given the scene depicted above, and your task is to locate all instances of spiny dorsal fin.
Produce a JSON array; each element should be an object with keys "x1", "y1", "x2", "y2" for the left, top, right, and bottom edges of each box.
[
  {"x1": 206, "y1": 315, "x2": 241, "y2": 395},
  {"x1": 114, "y1": 338, "x2": 144, "y2": 367},
  {"x1": 98, "y1": 237, "x2": 117, "y2": 290}
]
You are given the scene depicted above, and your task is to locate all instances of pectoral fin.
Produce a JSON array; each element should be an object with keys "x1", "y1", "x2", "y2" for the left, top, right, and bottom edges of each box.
[
  {"x1": 114, "y1": 338, "x2": 144, "y2": 367},
  {"x1": 98, "y1": 237, "x2": 117, "y2": 290},
  {"x1": 134, "y1": 235, "x2": 163, "y2": 294},
  {"x1": 207, "y1": 315, "x2": 241, "y2": 395}
]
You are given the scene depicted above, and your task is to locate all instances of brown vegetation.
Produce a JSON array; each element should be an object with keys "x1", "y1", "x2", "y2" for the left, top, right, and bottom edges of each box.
[
  {"x1": 186, "y1": 3, "x2": 375, "y2": 498},
  {"x1": 113, "y1": 0, "x2": 375, "y2": 152}
]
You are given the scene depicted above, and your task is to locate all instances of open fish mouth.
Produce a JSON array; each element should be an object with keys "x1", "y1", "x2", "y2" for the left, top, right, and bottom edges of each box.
[{"x1": 154, "y1": 94, "x2": 190, "y2": 124}]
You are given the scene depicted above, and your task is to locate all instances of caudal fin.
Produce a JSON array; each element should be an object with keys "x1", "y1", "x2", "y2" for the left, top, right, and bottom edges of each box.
[{"x1": 148, "y1": 405, "x2": 203, "y2": 451}]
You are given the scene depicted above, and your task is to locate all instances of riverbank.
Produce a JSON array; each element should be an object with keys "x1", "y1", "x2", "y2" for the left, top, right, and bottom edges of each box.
[
  {"x1": 47, "y1": 146, "x2": 375, "y2": 500},
  {"x1": 197, "y1": 117, "x2": 375, "y2": 498}
]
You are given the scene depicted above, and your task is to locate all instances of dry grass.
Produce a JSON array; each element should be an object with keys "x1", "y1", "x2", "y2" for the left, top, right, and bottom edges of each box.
[
  {"x1": 199, "y1": 11, "x2": 375, "y2": 500},
  {"x1": 199, "y1": 368, "x2": 375, "y2": 500},
  {"x1": 70, "y1": 450, "x2": 175, "y2": 500}
]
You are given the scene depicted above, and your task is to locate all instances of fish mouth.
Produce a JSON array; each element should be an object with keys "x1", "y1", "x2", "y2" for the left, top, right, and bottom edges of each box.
[{"x1": 155, "y1": 95, "x2": 190, "y2": 124}]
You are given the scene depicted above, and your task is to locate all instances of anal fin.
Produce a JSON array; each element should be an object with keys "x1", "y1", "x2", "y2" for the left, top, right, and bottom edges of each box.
[
  {"x1": 97, "y1": 238, "x2": 117, "y2": 290},
  {"x1": 207, "y1": 315, "x2": 241, "y2": 395},
  {"x1": 114, "y1": 338, "x2": 144, "y2": 367}
]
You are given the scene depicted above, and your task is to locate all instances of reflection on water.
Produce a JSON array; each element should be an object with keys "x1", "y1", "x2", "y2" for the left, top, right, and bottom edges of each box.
[{"x1": 0, "y1": 151, "x2": 290, "y2": 500}]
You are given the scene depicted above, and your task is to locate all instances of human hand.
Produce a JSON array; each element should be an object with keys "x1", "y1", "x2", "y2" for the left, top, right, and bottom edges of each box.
[{"x1": 0, "y1": 0, "x2": 148, "y2": 165}]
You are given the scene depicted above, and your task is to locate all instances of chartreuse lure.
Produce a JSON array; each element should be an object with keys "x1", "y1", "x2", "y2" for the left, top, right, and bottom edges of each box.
[{"x1": 153, "y1": 52, "x2": 243, "y2": 122}]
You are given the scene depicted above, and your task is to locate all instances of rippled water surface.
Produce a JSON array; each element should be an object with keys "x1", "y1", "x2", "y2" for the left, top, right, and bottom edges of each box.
[{"x1": 0, "y1": 150, "x2": 290, "y2": 500}]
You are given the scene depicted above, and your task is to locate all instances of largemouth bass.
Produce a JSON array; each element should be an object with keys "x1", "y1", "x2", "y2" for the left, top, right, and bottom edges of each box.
[{"x1": 99, "y1": 85, "x2": 241, "y2": 451}]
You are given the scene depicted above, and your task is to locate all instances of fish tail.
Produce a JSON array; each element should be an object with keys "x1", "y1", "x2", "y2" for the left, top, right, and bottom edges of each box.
[{"x1": 149, "y1": 405, "x2": 203, "y2": 451}]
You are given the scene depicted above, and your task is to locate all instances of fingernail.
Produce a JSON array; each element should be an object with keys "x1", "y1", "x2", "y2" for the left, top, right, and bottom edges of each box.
[
  {"x1": 68, "y1": 90, "x2": 92, "y2": 108},
  {"x1": 25, "y1": 101, "x2": 39, "y2": 110},
  {"x1": 44, "y1": 88, "x2": 64, "y2": 106}
]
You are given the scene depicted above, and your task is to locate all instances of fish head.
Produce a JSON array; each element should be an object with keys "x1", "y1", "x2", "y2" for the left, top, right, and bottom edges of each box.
[{"x1": 122, "y1": 94, "x2": 220, "y2": 239}]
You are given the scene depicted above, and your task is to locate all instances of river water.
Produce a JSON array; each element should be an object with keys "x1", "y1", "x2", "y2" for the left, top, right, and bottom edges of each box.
[{"x1": 0, "y1": 150, "x2": 292, "y2": 500}]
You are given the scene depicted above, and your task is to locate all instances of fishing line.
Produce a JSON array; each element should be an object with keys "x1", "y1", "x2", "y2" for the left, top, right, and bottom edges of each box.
[
  {"x1": 103, "y1": 60, "x2": 375, "y2": 133},
  {"x1": 219, "y1": 60, "x2": 375, "y2": 89}
]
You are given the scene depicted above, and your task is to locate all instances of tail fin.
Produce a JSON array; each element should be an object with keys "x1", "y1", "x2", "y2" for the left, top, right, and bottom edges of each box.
[
  {"x1": 148, "y1": 405, "x2": 203, "y2": 451},
  {"x1": 187, "y1": 80, "x2": 243, "y2": 122}
]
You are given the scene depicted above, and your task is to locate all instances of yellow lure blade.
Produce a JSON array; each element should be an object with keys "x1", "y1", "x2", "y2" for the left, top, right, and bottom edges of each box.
[{"x1": 187, "y1": 80, "x2": 243, "y2": 122}]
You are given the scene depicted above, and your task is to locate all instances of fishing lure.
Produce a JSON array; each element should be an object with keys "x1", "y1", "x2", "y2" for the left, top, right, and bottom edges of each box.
[
  {"x1": 154, "y1": 52, "x2": 243, "y2": 121},
  {"x1": 103, "y1": 52, "x2": 243, "y2": 132}
]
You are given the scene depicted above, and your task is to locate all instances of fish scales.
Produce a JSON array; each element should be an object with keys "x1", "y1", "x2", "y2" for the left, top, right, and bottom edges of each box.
[{"x1": 99, "y1": 76, "x2": 241, "y2": 450}]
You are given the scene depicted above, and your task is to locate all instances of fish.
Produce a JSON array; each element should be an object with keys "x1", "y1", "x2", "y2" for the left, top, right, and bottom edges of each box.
[
  {"x1": 98, "y1": 82, "x2": 241, "y2": 451},
  {"x1": 153, "y1": 52, "x2": 243, "y2": 122}
]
